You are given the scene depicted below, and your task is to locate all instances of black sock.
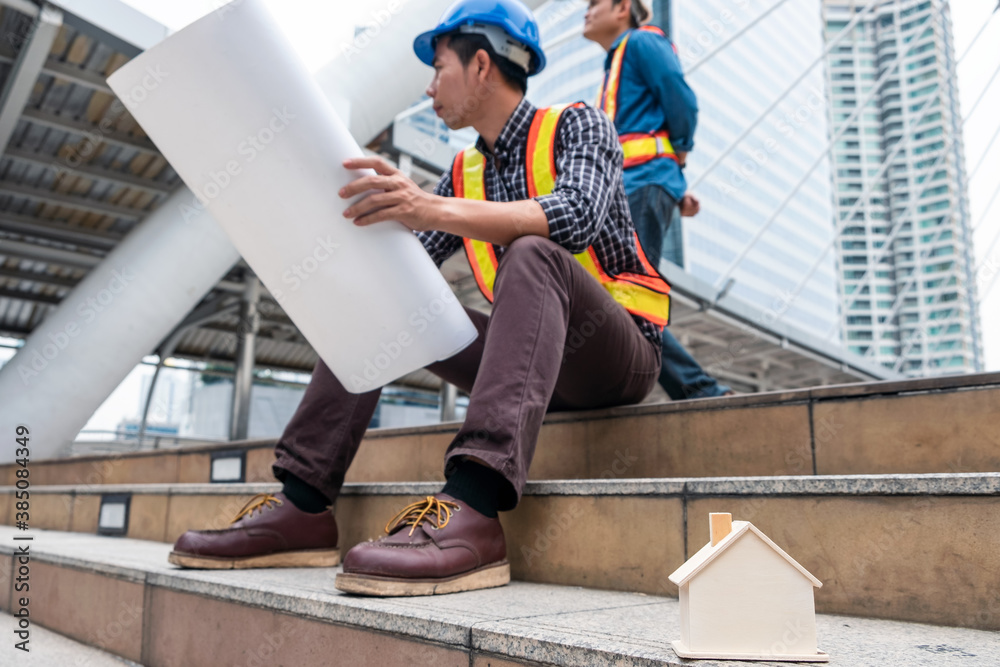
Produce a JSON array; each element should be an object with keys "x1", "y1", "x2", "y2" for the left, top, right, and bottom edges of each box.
[
  {"x1": 441, "y1": 460, "x2": 505, "y2": 518},
  {"x1": 281, "y1": 472, "x2": 331, "y2": 514}
]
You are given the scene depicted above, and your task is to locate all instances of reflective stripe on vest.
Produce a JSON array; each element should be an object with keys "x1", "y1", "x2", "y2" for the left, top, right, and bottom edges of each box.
[
  {"x1": 619, "y1": 130, "x2": 676, "y2": 168},
  {"x1": 596, "y1": 26, "x2": 678, "y2": 168},
  {"x1": 455, "y1": 104, "x2": 671, "y2": 328},
  {"x1": 454, "y1": 149, "x2": 499, "y2": 301}
]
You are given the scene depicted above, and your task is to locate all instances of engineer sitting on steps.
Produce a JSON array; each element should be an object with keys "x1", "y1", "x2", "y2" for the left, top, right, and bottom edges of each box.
[{"x1": 168, "y1": 0, "x2": 671, "y2": 597}]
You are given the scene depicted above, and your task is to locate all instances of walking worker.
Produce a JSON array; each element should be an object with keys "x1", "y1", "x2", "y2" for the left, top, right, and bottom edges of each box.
[
  {"x1": 168, "y1": 0, "x2": 671, "y2": 597},
  {"x1": 583, "y1": 0, "x2": 732, "y2": 400}
]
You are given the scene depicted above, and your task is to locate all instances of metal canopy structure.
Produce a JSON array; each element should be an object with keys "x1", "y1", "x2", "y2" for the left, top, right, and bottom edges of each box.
[
  {"x1": 0, "y1": 1, "x2": 172, "y2": 328},
  {"x1": 0, "y1": 0, "x2": 895, "y2": 414},
  {"x1": 0, "y1": 1, "x2": 318, "y2": 378}
]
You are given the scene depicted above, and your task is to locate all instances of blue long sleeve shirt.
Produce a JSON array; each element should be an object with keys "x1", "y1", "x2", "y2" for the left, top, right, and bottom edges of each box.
[{"x1": 603, "y1": 28, "x2": 698, "y2": 202}]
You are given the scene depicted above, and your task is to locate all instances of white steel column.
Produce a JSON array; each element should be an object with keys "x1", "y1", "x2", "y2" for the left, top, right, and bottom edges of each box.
[
  {"x1": 0, "y1": 190, "x2": 240, "y2": 462},
  {"x1": 229, "y1": 275, "x2": 260, "y2": 441}
]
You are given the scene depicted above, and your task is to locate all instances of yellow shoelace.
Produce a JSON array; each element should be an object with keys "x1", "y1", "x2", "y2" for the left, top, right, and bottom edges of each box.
[
  {"x1": 385, "y1": 496, "x2": 460, "y2": 537},
  {"x1": 230, "y1": 493, "x2": 282, "y2": 524}
]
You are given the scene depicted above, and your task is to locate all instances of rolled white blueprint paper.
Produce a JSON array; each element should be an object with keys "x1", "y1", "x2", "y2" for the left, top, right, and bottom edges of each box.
[{"x1": 107, "y1": 0, "x2": 477, "y2": 394}]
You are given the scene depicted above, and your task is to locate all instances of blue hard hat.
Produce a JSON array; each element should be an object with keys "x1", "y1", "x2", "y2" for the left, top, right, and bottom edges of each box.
[{"x1": 413, "y1": 0, "x2": 546, "y2": 76}]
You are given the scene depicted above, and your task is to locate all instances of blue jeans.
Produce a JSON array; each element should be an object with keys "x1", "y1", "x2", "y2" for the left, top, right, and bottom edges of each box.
[
  {"x1": 628, "y1": 182, "x2": 684, "y2": 269},
  {"x1": 627, "y1": 184, "x2": 731, "y2": 400}
]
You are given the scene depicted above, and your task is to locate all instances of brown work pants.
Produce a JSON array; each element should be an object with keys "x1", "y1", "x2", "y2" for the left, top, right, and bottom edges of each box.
[{"x1": 272, "y1": 235, "x2": 660, "y2": 511}]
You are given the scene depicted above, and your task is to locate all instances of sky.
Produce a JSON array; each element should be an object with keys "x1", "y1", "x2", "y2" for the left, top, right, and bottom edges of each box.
[{"x1": 948, "y1": 0, "x2": 1000, "y2": 370}]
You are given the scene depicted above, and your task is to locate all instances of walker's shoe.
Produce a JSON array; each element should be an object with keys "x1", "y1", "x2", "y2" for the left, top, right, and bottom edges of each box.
[
  {"x1": 168, "y1": 492, "x2": 340, "y2": 569},
  {"x1": 335, "y1": 494, "x2": 509, "y2": 596}
]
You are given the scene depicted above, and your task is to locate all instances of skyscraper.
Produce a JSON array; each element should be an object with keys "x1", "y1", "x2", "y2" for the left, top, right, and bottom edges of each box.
[{"x1": 823, "y1": 0, "x2": 983, "y2": 375}]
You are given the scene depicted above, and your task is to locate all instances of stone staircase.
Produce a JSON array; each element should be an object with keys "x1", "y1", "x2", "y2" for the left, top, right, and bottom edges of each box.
[
  {"x1": 6, "y1": 371, "x2": 999, "y2": 490},
  {"x1": 2, "y1": 526, "x2": 998, "y2": 666},
  {"x1": 2, "y1": 371, "x2": 999, "y2": 665},
  {"x1": 0, "y1": 607, "x2": 144, "y2": 666}
]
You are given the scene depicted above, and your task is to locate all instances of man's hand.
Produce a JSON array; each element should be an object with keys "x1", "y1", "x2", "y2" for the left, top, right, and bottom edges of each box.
[
  {"x1": 679, "y1": 193, "x2": 700, "y2": 217},
  {"x1": 675, "y1": 151, "x2": 688, "y2": 168},
  {"x1": 340, "y1": 156, "x2": 438, "y2": 231},
  {"x1": 342, "y1": 155, "x2": 549, "y2": 245}
]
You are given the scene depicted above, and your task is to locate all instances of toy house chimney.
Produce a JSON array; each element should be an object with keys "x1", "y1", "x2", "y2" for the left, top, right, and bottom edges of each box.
[{"x1": 710, "y1": 513, "x2": 732, "y2": 546}]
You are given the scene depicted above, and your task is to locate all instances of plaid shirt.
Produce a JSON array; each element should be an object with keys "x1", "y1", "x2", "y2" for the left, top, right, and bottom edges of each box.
[{"x1": 417, "y1": 97, "x2": 663, "y2": 346}]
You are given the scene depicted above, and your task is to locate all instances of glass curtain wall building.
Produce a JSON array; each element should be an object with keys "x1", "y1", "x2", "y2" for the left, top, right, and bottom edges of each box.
[
  {"x1": 670, "y1": 0, "x2": 840, "y2": 339},
  {"x1": 823, "y1": 0, "x2": 982, "y2": 375}
]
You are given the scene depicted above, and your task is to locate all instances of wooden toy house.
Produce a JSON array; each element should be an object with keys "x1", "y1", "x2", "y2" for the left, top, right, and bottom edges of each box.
[{"x1": 668, "y1": 513, "x2": 828, "y2": 662}]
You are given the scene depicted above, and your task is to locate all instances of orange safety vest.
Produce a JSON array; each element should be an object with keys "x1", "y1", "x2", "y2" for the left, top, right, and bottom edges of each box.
[
  {"x1": 452, "y1": 103, "x2": 671, "y2": 328},
  {"x1": 596, "y1": 25, "x2": 679, "y2": 169}
]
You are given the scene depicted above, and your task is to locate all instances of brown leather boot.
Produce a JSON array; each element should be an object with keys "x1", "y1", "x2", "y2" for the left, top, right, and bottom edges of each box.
[
  {"x1": 168, "y1": 492, "x2": 340, "y2": 569},
  {"x1": 335, "y1": 493, "x2": 509, "y2": 596}
]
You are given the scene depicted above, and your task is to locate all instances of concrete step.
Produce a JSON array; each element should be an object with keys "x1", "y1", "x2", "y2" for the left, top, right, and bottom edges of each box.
[
  {"x1": 0, "y1": 611, "x2": 145, "y2": 666},
  {"x1": 5, "y1": 371, "x2": 1000, "y2": 488},
  {"x1": 1, "y1": 526, "x2": 997, "y2": 667},
  {"x1": 2, "y1": 473, "x2": 997, "y2": 631}
]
